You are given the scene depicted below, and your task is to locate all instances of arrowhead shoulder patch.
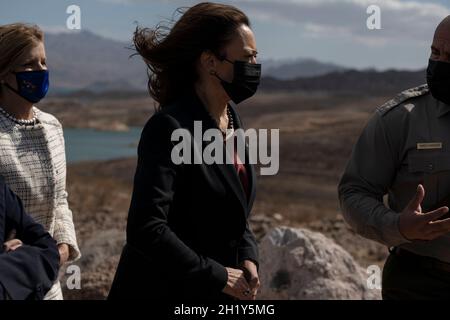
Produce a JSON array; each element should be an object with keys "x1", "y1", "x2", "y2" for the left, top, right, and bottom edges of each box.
[{"x1": 376, "y1": 84, "x2": 429, "y2": 116}]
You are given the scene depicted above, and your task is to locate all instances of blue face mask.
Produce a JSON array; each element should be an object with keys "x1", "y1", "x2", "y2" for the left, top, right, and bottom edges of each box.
[{"x1": 3, "y1": 70, "x2": 49, "y2": 103}]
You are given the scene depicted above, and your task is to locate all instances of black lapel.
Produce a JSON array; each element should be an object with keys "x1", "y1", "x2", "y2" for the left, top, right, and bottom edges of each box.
[
  {"x1": 186, "y1": 94, "x2": 249, "y2": 213},
  {"x1": 228, "y1": 103, "x2": 257, "y2": 213}
]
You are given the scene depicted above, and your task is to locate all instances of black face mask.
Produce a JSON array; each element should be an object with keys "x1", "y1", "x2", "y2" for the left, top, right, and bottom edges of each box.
[
  {"x1": 427, "y1": 59, "x2": 450, "y2": 106},
  {"x1": 215, "y1": 58, "x2": 261, "y2": 104}
]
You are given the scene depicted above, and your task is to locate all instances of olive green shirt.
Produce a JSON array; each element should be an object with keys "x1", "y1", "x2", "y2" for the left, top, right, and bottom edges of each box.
[{"x1": 338, "y1": 84, "x2": 450, "y2": 263}]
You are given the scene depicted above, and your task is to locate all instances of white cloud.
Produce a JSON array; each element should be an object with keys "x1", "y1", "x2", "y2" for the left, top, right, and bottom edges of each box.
[
  {"x1": 96, "y1": 0, "x2": 139, "y2": 4},
  {"x1": 41, "y1": 25, "x2": 77, "y2": 34},
  {"x1": 96, "y1": 0, "x2": 196, "y2": 4},
  {"x1": 234, "y1": 0, "x2": 450, "y2": 47}
]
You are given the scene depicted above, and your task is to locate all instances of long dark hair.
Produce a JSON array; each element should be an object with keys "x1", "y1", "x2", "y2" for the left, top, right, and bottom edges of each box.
[{"x1": 133, "y1": 2, "x2": 250, "y2": 107}]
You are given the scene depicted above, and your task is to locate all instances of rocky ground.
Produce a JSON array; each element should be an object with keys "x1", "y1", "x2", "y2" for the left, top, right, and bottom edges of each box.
[{"x1": 53, "y1": 91, "x2": 391, "y2": 299}]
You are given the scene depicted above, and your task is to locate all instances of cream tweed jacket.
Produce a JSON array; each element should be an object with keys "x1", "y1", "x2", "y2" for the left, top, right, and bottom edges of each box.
[{"x1": 0, "y1": 106, "x2": 81, "y2": 300}]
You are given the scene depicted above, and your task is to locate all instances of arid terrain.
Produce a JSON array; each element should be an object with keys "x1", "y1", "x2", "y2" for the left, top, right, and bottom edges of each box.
[{"x1": 46, "y1": 90, "x2": 395, "y2": 299}]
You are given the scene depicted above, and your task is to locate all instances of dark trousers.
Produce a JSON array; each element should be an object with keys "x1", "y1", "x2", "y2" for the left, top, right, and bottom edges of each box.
[{"x1": 382, "y1": 248, "x2": 450, "y2": 300}]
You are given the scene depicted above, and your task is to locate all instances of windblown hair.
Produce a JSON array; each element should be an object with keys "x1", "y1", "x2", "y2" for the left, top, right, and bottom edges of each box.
[{"x1": 133, "y1": 2, "x2": 250, "y2": 107}]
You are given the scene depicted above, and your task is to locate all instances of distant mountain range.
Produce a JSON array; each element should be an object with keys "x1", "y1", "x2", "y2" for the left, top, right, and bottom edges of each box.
[
  {"x1": 45, "y1": 30, "x2": 148, "y2": 93},
  {"x1": 263, "y1": 58, "x2": 347, "y2": 80},
  {"x1": 44, "y1": 30, "x2": 426, "y2": 95},
  {"x1": 261, "y1": 69, "x2": 426, "y2": 96}
]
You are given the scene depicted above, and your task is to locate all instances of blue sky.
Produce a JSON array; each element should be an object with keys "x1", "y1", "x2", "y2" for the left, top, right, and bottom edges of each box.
[{"x1": 1, "y1": 0, "x2": 449, "y2": 70}]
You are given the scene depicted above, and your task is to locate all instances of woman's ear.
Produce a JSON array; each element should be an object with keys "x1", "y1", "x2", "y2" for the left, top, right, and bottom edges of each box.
[{"x1": 199, "y1": 50, "x2": 218, "y2": 75}]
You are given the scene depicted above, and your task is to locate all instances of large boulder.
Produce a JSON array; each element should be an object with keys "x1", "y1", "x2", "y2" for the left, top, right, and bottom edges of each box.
[{"x1": 258, "y1": 226, "x2": 381, "y2": 300}]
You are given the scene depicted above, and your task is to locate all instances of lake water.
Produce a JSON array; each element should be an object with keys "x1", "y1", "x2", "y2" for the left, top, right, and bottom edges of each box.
[{"x1": 63, "y1": 127, "x2": 143, "y2": 163}]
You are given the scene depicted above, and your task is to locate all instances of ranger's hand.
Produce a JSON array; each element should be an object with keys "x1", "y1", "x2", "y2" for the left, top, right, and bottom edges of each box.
[{"x1": 399, "y1": 184, "x2": 450, "y2": 241}]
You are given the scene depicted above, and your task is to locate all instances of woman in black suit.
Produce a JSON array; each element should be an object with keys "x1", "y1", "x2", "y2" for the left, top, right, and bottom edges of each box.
[{"x1": 108, "y1": 2, "x2": 261, "y2": 301}]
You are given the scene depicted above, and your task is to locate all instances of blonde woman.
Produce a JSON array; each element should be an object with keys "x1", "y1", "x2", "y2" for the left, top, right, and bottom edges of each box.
[{"x1": 0, "y1": 23, "x2": 80, "y2": 299}]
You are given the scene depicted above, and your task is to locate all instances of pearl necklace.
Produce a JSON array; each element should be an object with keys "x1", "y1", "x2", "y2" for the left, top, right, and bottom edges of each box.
[
  {"x1": 227, "y1": 106, "x2": 234, "y2": 130},
  {"x1": 220, "y1": 106, "x2": 234, "y2": 138},
  {"x1": 208, "y1": 105, "x2": 234, "y2": 137},
  {"x1": 0, "y1": 106, "x2": 38, "y2": 126}
]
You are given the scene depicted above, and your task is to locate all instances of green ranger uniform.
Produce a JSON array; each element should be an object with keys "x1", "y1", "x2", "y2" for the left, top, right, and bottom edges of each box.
[{"x1": 339, "y1": 84, "x2": 450, "y2": 299}]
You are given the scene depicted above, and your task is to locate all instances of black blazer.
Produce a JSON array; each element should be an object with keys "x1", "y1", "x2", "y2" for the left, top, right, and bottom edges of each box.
[
  {"x1": 0, "y1": 176, "x2": 60, "y2": 300},
  {"x1": 108, "y1": 93, "x2": 259, "y2": 300}
]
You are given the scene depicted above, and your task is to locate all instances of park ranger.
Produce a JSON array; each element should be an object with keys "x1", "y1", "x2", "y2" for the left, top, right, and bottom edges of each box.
[{"x1": 338, "y1": 16, "x2": 450, "y2": 299}]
